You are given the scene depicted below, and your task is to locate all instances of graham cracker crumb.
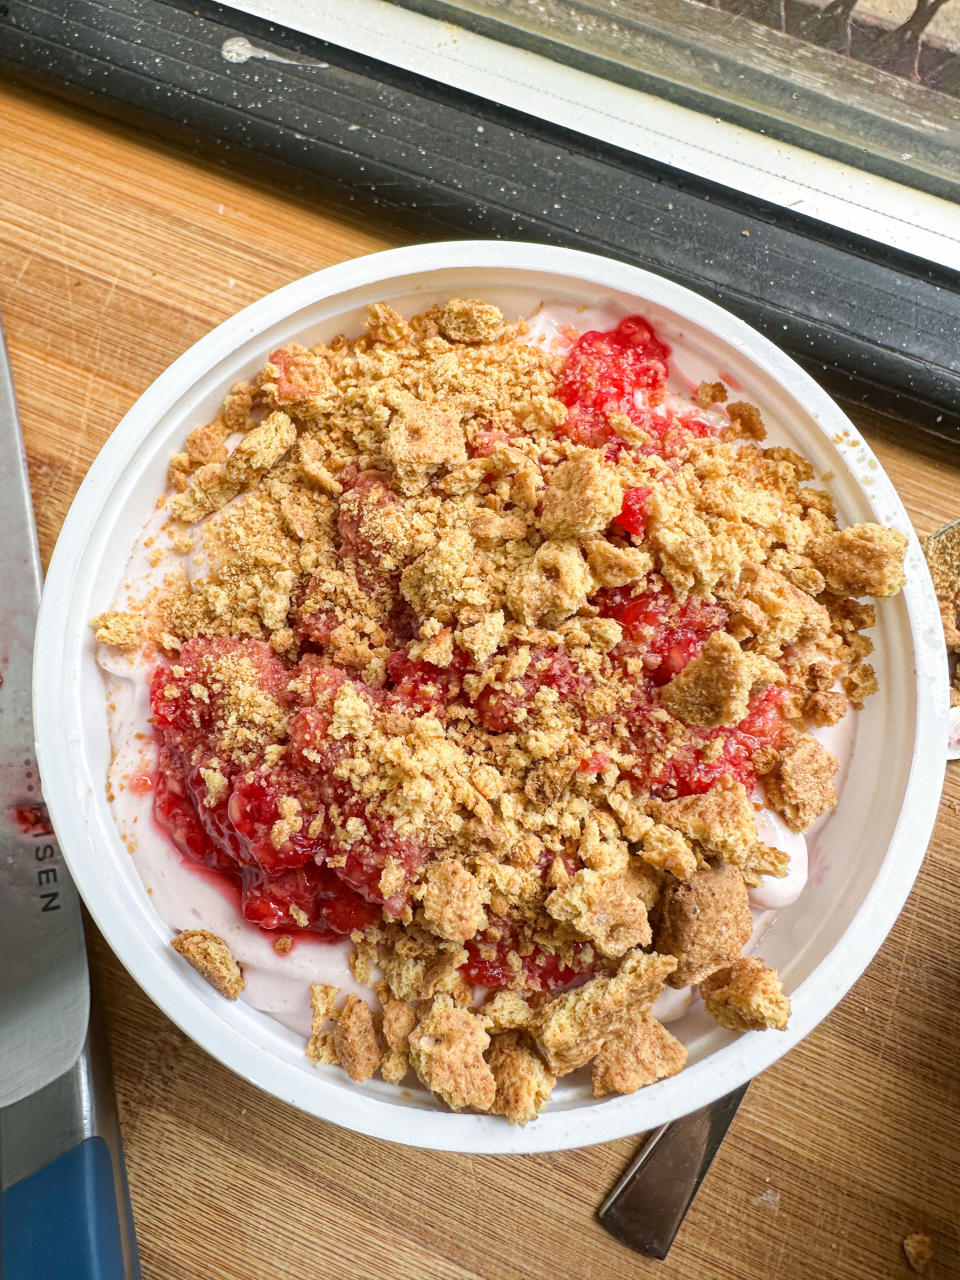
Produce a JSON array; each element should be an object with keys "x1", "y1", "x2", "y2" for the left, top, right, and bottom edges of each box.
[
  {"x1": 763, "y1": 734, "x2": 838, "y2": 831},
  {"x1": 592, "y1": 1016, "x2": 688, "y2": 1096},
  {"x1": 170, "y1": 411, "x2": 296, "y2": 523},
  {"x1": 90, "y1": 611, "x2": 144, "y2": 650},
  {"x1": 651, "y1": 777, "x2": 757, "y2": 866},
  {"x1": 655, "y1": 864, "x2": 753, "y2": 986},
  {"x1": 726, "y1": 401, "x2": 766, "y2": 440},
  {"x1": 109, "y1": 297, "x2": 909, "y2": 1121},
  {"x1": 408, "y1": 994, "x2": 496, "y2": 1112},
  {"x1": 660, "y1": 631, "x2": 783, "y2": 729},
  {"x1": 479, "y1": 989, "x2": 535, "y2": 1033},
  {"x1": 700, "y1": 957, "x2": 790, "y2": 1030},
  {"x1": 297, "y1": 437, "x2": 342, "y2": 494},
  {"x1": 333, "y1": 994, "x2": 381, "y2": 1082},
  {"x1": 439, "y1": 298, "x2": 504, "y2": 343},
  {"x1": 584, "y1": 538, "x2": 653, "y2": 587},
  {"x1": 171, "y1": 929, "x2": 244, "y2": 999},
  {"x1": 722, "y1": 564, "x2": 830, "y2": 657},
  {"x1": 641, "y1": 823, "x2": 698, "y2": 879},
  {"x1": 697, "y1": 381, "x2": 727, "y2": 409},
  {"x1": 545, "y1": 868, "x2": 652, "y2": 958},
  {"x1": 902, "y1": 1232, "x2": 935, "y2": 1274},
  {"x1": 457, "y1": 610, "x2": 505, "y2": 664},
  {"x1": 487, "y1": 1031, "x2": 556, "y2": 1125},
  {"x1": 812, "y1": 523, "x2": 907, "y2": 597},
  {"x1": 306, "y1": 983, "x2": 340, "y2": 1065},
  {"x1": 534, "y1": 950, "x2": 676, "y2": 1075},
  {"x1": 383, "y1": 390, "x2": 467, "y2": 495},
  {"x1": 506, "y1": 540, "x2": 593, "y2": 626},
  {"x1": 420, "y1": 860, "x2": 486, "y2": 944},
  {"x1": 377, "y1": 987, "x2": 416, "y2": 1084},
  {"x1": 803, "y1": 689, "x2": 847, "y2": 727},
  {"x1": 540, "y1": 449, "x2": 623, "y2": 540}
]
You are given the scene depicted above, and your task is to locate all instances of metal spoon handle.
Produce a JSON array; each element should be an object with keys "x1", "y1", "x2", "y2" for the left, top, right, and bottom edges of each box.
[{"x1": 598, "y1": 1085, "x2": 749, "y2": 1259}]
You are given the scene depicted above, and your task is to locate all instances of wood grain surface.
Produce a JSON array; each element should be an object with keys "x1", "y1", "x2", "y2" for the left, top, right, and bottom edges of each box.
[{"x1": 2, "y1": 80, "x2": 958, "y2": 1280}]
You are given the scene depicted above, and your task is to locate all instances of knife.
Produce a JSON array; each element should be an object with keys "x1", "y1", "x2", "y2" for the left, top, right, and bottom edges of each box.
[{"x1": 0, "y1": 314, "x2": 142, "y2": 1279}]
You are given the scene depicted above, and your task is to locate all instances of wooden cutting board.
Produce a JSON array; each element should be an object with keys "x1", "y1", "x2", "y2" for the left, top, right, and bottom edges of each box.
[{"x1": 1, "y1": 80, "x2": 957, "y2": 1280}]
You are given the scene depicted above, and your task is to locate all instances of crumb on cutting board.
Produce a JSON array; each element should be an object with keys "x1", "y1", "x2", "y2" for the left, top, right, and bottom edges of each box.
[{"x1": 902, "y1": 1231, "x2": 935, "y2": 1274}]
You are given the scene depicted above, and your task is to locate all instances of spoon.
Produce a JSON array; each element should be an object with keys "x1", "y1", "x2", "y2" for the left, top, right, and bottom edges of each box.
[{"x1": 598, "y1": 1085, "x2": 748, "y2": 1258}]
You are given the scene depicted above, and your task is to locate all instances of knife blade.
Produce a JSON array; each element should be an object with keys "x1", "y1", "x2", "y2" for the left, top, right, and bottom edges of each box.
[
  {"x1": 0, "y1": 315, "x2": 142, "y2": 1279},
  {"x1": 0, "y1": 315, "x2": 89, "y2": 1106}
]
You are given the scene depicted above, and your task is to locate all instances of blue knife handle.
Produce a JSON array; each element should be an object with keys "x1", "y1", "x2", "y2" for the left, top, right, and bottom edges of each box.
[{"x1": 1, "y1": 1137, "x2": 140, "y2": 1280}]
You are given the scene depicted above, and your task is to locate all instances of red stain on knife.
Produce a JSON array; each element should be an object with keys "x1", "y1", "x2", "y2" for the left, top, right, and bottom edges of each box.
[{"x1": 10, "y1": 804, "x2": 53, "y2": 836}]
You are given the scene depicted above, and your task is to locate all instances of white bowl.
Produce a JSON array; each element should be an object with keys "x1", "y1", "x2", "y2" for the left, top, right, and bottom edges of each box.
[{"x1": 35, "y1": 241, "x2": 947, "y2": 1153}]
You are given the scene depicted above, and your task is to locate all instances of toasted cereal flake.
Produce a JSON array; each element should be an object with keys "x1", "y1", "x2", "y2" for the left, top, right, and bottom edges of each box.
[
  {"x1": 90, "y1": 610, "x2": 144, "y2": 650},
  {"x1": 545, "y1": 867, "x2": 651, "y2": 958},
  {"x1": 763, "y1": 734, "x2": 838, "y2": 832},
  {"x1": 592, "y1": 1016, "x2": 687, "y2": 1096},
  {"x1": 656, "y1": 864, "x2": 753, "y2": 987},
  {"x1": 408, "y1": 994, "x2": 496, "y2": 1112},
  {"x1": 700, "y1": 957, "x2": 790, "y2": 1031},
  {"x1": 488, "y1": 1031, "x2": 556, "y2": 1125},
  {"x1": 171, "y1": 929, "x2": 244, "y2": 999}
]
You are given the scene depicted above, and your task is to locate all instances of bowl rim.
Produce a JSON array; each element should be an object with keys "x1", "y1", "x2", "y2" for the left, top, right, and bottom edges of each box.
[{"x1": 34, "y1": 239, "x2": 947, "y2": 1153}]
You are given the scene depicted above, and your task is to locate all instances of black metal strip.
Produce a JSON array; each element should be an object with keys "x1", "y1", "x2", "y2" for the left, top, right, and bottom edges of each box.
[{"x1": 2, "y1": 0, "x2": 958, "y2": 442}]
